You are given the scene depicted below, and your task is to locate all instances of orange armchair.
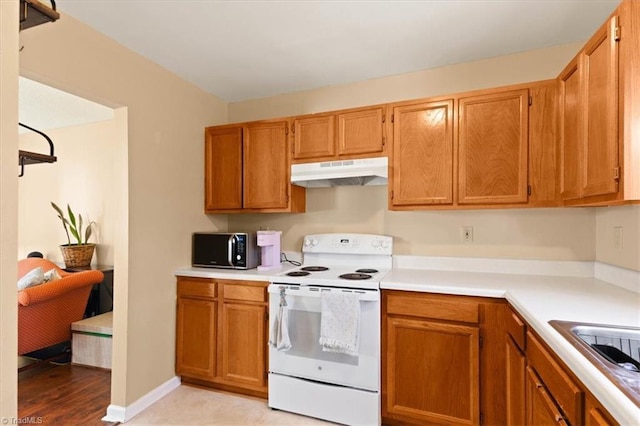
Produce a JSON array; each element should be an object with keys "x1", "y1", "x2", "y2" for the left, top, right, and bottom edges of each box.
[{"x1": 17, "y1": 258, "x2": 104, "y2": 356}]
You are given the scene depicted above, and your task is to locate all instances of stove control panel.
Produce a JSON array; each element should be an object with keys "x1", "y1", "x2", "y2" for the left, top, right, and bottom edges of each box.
[{"x1": 302, "y1": 233, "x2": 392, "y2": 255}]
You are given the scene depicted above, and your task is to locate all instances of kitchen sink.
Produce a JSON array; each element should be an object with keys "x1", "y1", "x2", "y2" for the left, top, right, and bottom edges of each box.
[{"x1": 549, "y1": 320, "x2": 640, "y2": 407}]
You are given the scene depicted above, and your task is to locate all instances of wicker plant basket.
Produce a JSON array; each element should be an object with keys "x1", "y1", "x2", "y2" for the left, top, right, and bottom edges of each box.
[{"x1": 60, "y1": 244, "x2": 95, "y2": 268}]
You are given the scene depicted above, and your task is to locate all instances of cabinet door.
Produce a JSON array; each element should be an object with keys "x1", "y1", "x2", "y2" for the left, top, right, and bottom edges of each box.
[
  {"x1": 585, "y1": 395, "x2": 616, "y2": 426},
  {"x1": 243, "y1": 121, "x2": 289, "y2": 209},
  {"x1": 526, "y1": 366, "x2": 569, "y2": 426},
  {"x1": 176, "y1": 297, "x2": 216, "y2": 379},
  {"x1": 391, "y1": 100, "x2": 454, "y2": 206},
  {"x1": 527, "y1": 331, "x2": 583, "y2": 425},
  {"x1": 204, "y1": 126, "x2": 243, "y2": 211},
  {"x1": 528, "y1": 81, "x2": 559, "y2": 205},
  {"x1": 458, "y1": 89, "x2": 529, "y2": 204},
  {"x1": 218, "y1": 302, "x2": 267, "y2": 390},
  {"x1": 384, "y1": 316, "x2": 479, "y2": 425},
  {"x1": 506, "y1": 336, "x2": 526, "y2": 426},
  {"x1": 293, "y1": 115, "x2": 335, "y2": 160},
  {"x1": 559, "y1": 59, "x2": 583, "y2": 200},
  {"x1": 582, "y1": 16, "x2": 619, "y2": 198},
  {"x1": 337, "y1": 107, "x2": 384, "y2": 156}
]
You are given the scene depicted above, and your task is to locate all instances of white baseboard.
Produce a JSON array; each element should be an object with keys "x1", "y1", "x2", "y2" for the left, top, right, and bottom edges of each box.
[{"x1": 101, "y1": 376, "x2": 181, "y2": 423}]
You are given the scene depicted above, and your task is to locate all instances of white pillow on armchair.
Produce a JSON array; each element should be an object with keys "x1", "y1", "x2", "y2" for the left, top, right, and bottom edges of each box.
[{"x1": 17, "y1": 267, "x2": 45, "y2": 290}]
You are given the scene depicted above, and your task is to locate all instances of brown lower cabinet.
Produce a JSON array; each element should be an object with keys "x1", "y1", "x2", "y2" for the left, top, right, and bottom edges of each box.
[
  {"x1": 506, "y1": 305, "x2": 619, "y2": 426},
  {"x1": 526, "y1": 365, "x2": 570, "y2": 426},
  {"x1": 382, "y1": 293, "x2": 621, "y2": 426},
  {"x1": 176, "y1": 277, "x2": 268, "y2": 398},
  {"x1": 506, "y1": 335, "x2": 526, "y2": 425},
  {"x1": 382, "y1": 290, "x2": 507, "y2": 426}
]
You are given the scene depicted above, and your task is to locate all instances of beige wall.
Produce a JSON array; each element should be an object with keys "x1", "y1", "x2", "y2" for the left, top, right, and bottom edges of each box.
[
  {"x1": 18, "y1": 115, "x2": 123, "y2": 265},
  {"x1": 17, "y1": 13, "x2": 228, "y2": 407},
  {"x1": 228, "y1": 43, "x2": 583, "y2": 122},
  {"x1": 230, "y1": 186, "x2": 596, "y2": 262},
  {"x1": 228, "y1": 43, "x2": 608, "y2": 265},
  {"x1": 596, "y1": 206, "x2": 640, "y2": 270},
  {"x1": 1, "y1": 0, "x2": 19, "y2": 419}
]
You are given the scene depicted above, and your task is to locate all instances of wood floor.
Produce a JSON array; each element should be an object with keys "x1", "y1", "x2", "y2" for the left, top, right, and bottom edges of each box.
[{"x1": 18, "y1": 362, "x2": 115, "y2": 426}]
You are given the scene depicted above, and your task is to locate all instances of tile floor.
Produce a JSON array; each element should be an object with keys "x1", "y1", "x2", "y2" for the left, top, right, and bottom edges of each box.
[{"x1": 125, "y1": 386, "x2": 334, "y2": 425}]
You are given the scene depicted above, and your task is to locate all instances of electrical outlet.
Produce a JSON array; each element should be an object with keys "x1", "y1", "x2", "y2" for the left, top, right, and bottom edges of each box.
[
  {"x1": 462, "y1": 226, "x2": 473, "y2": 243},
  {"x1": 614, "y1": 226, "x2": 623, "y2": 249}
]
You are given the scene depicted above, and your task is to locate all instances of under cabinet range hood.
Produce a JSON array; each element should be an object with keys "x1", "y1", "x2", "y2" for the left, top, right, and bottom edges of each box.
[{"x1": 291, "y1": 157, "x2": 388, "y2": 188}]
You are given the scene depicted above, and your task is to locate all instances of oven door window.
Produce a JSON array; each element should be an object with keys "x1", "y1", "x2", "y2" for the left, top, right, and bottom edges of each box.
[{"x1": 268, "y1": 286, "x2": 380, "y2": 392}]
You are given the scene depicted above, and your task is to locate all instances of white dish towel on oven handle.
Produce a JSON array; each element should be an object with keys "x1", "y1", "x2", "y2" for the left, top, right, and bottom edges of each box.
[
  {"x1": 319, "y1": 290, "x2": 361, "y2": 357},
  {"x1": 269, "y1": 286, "x2": 292, "y2": 352}
]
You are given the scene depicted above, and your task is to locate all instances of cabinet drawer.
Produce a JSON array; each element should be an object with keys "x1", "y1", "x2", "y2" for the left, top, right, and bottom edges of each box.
[
  {"x1": 507, "y1": 307, "x2": 526, "y2": 351},
  {"x1": 221, "y1": 280, "x2": 267, "y2": 303},
  {"x1": 177, "y1": 277, "x2": 216, "y2": 299},
  {"x1": 386, "y1": 292, "x2": 479, "y2": 323},
  {"x1": 527, "y1": 331, "x2": 583, "y2": 425}
]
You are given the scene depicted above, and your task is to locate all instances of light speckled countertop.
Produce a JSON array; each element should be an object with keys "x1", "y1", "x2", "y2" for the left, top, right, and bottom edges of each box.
[{"x1": 175, "y1": 261, "x2": 640, "y2": 424}]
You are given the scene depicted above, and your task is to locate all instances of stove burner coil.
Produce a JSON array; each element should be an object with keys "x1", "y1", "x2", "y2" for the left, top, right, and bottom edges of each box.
[
  {"x1": 355, "y1": 268, "x2": 378, "y2": 274},
  {"x1": 339, "y1": 273, "x2": 373, "y2": 280},
  {"x1": 286, "y1": 271, "x2": 311, "y2": 277},
  {"x1": 300, "y1": 266, "x2": 329, "y2": 272}
]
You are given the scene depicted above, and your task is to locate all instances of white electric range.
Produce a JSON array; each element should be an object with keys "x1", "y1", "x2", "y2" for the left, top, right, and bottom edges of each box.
[{"x1": 268, "y1": 233, "x2": 392, "y2": 426}]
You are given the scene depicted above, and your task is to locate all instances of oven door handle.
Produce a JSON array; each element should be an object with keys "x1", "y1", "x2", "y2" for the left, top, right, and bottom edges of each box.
[{"x1": 268, "y1": 285, "x2": 379, "y2": 302}]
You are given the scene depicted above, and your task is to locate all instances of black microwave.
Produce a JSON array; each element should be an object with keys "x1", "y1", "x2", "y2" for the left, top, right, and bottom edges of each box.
[{"x1": 192, "y1": 232, "x2": 259, "y2": 269}]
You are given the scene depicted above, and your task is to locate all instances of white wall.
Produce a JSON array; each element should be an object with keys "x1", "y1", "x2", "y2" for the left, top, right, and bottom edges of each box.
[
  {"x1": 18, "y1": 115, "x2": 123, "y2": 265},
  {"x1": 231, "y1": 186, "x2": 596, "y2": 262}
]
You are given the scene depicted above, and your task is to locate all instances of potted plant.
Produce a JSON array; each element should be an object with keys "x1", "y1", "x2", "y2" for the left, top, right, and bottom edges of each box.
[{"x1": 51, "y1": 202, "x2": 96, "y2": 268}]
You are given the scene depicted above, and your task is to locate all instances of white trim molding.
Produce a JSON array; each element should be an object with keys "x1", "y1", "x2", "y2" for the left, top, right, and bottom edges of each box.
[{"x1": 101, "y1": 376, "x2": 181, "y2": 423}]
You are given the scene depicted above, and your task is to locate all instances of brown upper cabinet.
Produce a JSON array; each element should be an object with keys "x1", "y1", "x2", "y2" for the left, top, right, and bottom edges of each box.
[
  {"x1": 389, "y1": 81, "x2": 558, "y2": 210},
  {"x1": 560, "y1": 16, "x2": 620, "y2": 203},
  {"x1": 205, "y1": 126, "x2": 243, "y2": 211},
  {"x1": 292, "y1": 114, "x2": 335, "y2": 160},
  {"x1": 458, "y1": 88, "x2": 529, "y2": 205},
  {"x1": 203, "y1": 1, "x2": 640, "y2": 214},
  {"x1": 389, "y1": 99, "x2": 454, "y2": 206},
  {"x1": 204, "y1": 120, "x2": 305, "y2": 213},
  {"x1": 559, "y1": 58, "x2": 583, "y2": 201},
  {"x1": 560, "y1": 0, "x2": 640, "y2": 205},
  {"x1": 291, "y1": 105, "x2": 386, "y2": 163}
]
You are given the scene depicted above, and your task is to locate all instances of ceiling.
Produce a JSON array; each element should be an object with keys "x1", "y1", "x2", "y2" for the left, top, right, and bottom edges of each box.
[
  {"x1": 55, "y1": 0, "x2": 621, "y2": 103},
  {"x1": 19, "y1": 77, "x2": 114, "y2": 133}
]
